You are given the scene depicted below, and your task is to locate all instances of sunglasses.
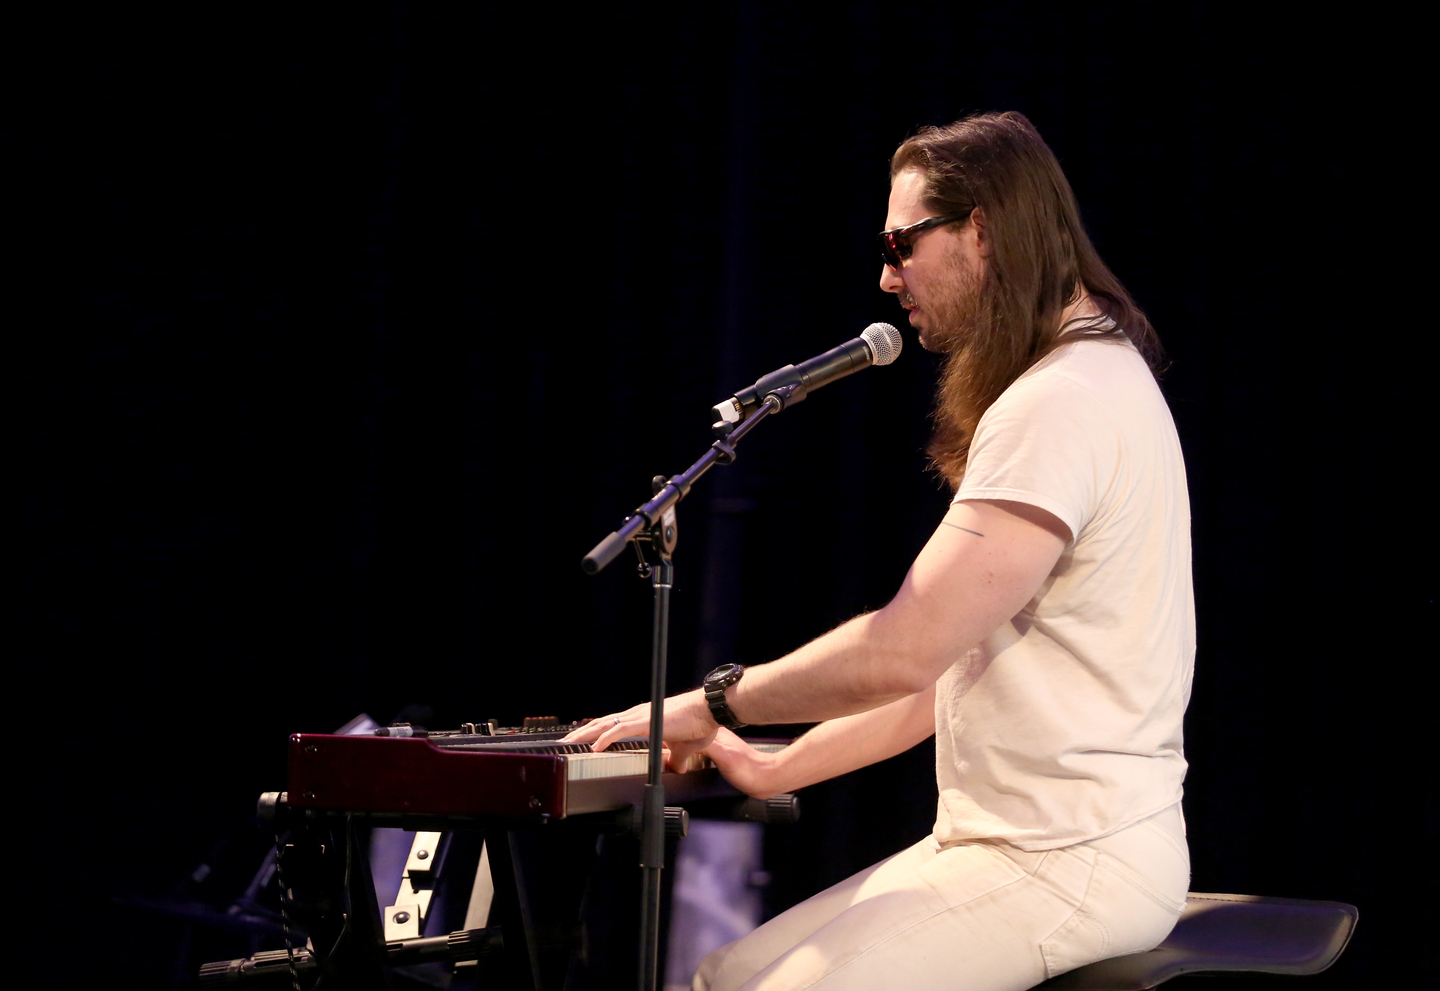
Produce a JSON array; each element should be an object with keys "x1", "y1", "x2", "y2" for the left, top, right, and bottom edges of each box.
[{"x1": 877, "y1": 214, "x2": 970, "y2": 269}]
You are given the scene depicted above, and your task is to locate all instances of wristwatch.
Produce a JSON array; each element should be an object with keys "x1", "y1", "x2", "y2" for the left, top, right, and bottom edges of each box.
[{"x1": 703, "y1": 663, "x2": 747, "y2": 730}]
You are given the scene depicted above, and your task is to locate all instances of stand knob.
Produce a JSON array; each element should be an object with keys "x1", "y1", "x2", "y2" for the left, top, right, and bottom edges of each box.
[
  {"x1": 730, "y1": 794, "x2": 801, "y2": 824},
  {"x1": 256, "y1": 791, "x2": 288, "y2": 825},
  {"x1": 625, "y1": 805, "x2": 690, "y2": 839}
]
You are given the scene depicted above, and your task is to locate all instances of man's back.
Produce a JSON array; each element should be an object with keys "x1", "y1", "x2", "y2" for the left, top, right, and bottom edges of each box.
[{"x1": 936, "y1": 337, "x2": 1195, "y2": 850}]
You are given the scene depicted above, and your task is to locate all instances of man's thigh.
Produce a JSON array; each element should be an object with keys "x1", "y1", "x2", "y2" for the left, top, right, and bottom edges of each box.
[
  {"x1": 695, "y1": 835, "x2": 938, "y2": 989},
  {"x1": 700, "y1": 838, "x2": 1060, "y2": 991},
  {"x1": 695, "y1": 808, "x2": 1188, "y2": 991}
]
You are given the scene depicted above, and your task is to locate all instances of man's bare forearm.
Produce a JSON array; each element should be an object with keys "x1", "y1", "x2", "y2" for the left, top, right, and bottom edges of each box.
[
  {"x1": 727, "y1": 611, "x2": 929, "y2": 726},
  {"x1": 766, "y1": 687, "x2": 936, "y2": 794},
  {"x1": 704, "y1": 687, "x2": 936, "y2": 798}
]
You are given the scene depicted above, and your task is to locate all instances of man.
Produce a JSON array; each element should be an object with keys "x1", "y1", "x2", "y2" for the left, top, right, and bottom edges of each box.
[{"x1": 565, "y1": 111, "x2": 1194, "y2": 991}]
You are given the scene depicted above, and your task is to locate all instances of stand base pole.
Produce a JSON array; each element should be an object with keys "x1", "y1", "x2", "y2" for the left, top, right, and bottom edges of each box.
[{"x1": 639, "y1": 558, "x2": 673, "y2": 991}]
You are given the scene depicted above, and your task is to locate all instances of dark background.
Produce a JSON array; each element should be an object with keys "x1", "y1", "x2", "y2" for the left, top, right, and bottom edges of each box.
[{"x1": 21, "y1": 4, "x2": 1431, "y2": 989}]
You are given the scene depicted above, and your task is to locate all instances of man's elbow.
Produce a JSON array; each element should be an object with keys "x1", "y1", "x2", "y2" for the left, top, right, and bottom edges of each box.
[
  {"x1": 867, "y1": 610, "x2": 973, "y2": 696},
  {"x1": 865, "y1": 638, "x2": 953, "y2": 697},
  {"x1": 886, "y1": 663, "x2": 940, "y2": 698}
]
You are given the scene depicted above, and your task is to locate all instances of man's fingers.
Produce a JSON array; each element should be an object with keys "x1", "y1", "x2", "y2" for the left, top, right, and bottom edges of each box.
[
  {"x1": 666, "y1": 730, "x2": 717, "y2": 770},
  {"x1": 665, "y1": 740, "x2": 696, "y2": 771},
  {"x1": 563, "y1": 708, "x2": 647, "y2": 746},
  {"x1": 562, "y1": 693, "x2": 711, "y2": 756},
  {"x1": 561, "y1": 717, "x2": 609, "y2": 744},
  {"x1": 588, "y1": 721, "x2": 624, "y2": 752},
  {"x1": 587, "y1": 712, "x2": 648, "y2": 752}
]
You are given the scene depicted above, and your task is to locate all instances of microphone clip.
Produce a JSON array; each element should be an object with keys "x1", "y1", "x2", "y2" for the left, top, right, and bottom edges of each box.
[{"x1": 764, "y1": 382, "x2": 805, "y2": 412}]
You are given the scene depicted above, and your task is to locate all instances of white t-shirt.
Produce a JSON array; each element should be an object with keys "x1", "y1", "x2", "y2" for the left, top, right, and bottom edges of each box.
[{"x1": 933, "y1": 336, "x2": 1194, "y2": 852}]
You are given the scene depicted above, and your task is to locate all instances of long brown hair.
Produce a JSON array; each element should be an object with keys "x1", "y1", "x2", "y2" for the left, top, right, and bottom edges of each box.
[{"x1": 891, "y1": 111, "x2": 1164, "y2": 488}]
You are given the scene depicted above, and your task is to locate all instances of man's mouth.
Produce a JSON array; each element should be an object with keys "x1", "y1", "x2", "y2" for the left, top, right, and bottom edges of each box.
[{"x1": 898, "y1": 291, "x2": 920, "y2": 326}]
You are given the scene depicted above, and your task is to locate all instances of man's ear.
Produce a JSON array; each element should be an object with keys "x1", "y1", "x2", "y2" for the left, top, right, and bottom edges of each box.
[{"x1": 970, "y1": 206, "x2": 991, "y2": 257}]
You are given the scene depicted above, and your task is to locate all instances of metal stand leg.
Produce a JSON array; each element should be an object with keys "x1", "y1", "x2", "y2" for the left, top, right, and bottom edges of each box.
[{"x1": 639, "y1": 556, "x2": 673, "y2": 991}]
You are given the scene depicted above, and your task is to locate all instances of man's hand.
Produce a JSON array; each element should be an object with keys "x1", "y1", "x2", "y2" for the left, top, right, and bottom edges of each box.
[
  {"x1": 561, "y1": 688, "x2": 719, "y2": 770},
  {"x1": 701, "y1": 728, "x2": 784, "y2": 797}
]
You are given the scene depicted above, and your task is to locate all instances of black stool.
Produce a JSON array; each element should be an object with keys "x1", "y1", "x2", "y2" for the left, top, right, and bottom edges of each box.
[{"x1": 1035, "y1": 892, "x2": 1358, "y2": 990}]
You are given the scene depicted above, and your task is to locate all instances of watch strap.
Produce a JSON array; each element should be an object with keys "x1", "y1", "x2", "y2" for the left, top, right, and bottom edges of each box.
[{"x1": 703, "y1": 665, "x2": 747, "y2": 730}]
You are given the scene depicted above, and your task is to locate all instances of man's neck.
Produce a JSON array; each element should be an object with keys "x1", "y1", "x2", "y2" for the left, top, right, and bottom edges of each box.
[{"x1": 1060, "y1": 291, "x2": 1102, "y2": 329}]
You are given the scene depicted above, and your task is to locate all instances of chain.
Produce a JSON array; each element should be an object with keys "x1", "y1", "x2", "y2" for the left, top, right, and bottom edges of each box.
[{"x1": 273, "y1": 833, "x2": 303, "y2": 991}]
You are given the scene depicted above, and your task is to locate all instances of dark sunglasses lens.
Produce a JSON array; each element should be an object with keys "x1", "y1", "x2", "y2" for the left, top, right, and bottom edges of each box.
[{"x1": 879, "y1": 232, "x2": 903, "y2": 268}]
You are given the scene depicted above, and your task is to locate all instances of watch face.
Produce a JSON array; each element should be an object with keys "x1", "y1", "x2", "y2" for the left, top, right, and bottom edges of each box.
[{"x1": 707, "y1": 663, "x2": 744, "y2": 688}]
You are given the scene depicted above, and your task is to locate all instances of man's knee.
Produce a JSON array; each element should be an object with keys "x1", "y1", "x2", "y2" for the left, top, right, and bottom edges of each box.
[{"x1": 691, "y1": 937, "x2": 736, "y2": 991}]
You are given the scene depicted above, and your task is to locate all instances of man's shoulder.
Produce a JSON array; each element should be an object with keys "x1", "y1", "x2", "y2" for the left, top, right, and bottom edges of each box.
[{"x1": 1010, "y1": 338, "x2": 1158, "y2": 411}]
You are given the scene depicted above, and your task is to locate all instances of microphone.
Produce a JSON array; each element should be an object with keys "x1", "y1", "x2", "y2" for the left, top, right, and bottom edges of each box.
[{"x1": 711, "y1": 322, "x2": 903, "y2": 425}]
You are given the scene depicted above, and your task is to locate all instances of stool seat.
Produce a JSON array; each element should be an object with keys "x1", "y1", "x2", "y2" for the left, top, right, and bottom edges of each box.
[{"x1": 1034, "y1": 892, "x2": 1358, "y2": 990}]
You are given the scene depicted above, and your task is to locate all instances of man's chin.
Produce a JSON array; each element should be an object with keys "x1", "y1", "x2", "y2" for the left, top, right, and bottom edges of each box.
[
  {"x1": 916, "y1": 324, "x2": 950, "y2": 353},
  {"x1": 918, "y1": 323, "x2": 967, "y2": 355},
  {"x1": 909, "y1": 315, "x2": 936, "y2": 352}
]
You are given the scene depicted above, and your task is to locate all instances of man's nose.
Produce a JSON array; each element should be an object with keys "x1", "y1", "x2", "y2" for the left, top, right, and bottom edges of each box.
[{"x1": 879, "y1": 263, "x2": 904, "y2": 294}]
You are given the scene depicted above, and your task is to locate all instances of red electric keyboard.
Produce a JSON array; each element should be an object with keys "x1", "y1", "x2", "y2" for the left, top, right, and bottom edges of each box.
[
  {"x1": 208, "y1": 722, "x2": 798, "y2": 991},
  {"x1": 285, "y1": 721, "x2": 788, "y2": 820}
]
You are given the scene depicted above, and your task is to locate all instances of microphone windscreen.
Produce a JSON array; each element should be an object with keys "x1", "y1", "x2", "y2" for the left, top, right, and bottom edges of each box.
[{"x1": 861, "y1": 322, "x2": 903, "y2": 366}]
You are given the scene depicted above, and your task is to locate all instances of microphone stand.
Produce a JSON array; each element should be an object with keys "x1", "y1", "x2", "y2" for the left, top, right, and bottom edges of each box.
[{"x1": 581, "y1": 386, "x2": 797, "y2": 991}]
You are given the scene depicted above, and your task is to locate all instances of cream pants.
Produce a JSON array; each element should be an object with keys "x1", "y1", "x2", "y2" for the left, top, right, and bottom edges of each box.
[{"x1": 693, "y1": 804, "x2": 1189, "y2": 991}]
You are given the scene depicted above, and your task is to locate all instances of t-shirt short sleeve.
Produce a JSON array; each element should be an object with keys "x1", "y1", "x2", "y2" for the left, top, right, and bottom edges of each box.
[{"x1": 954, "y1": 372, "x2": 1120, "y2": 543}]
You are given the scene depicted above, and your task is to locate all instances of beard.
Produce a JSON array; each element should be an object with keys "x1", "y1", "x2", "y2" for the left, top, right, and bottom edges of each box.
[
  {"x1": 924, "y1": 251, "x2": 1004, "y2": 487},
  {"x1": 914, "y1": 244, "x2": 987, "y2": 356}
]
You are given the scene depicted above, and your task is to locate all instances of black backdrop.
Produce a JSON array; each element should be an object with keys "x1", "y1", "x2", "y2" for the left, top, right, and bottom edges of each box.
[{"x1": 22, "y1": 4, "x2": 1432, "y2": 989}]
